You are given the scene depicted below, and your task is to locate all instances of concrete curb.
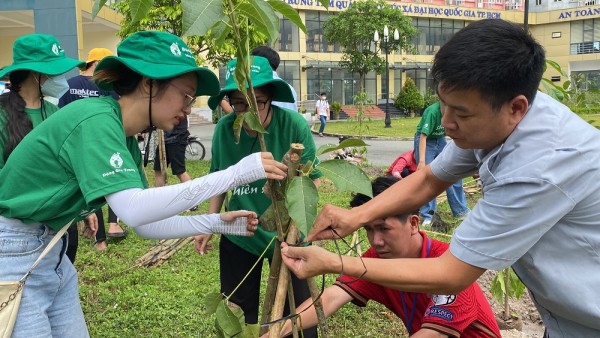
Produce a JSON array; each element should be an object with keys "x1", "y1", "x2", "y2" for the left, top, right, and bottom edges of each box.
[{"x1": 310, "y1": 124, "x2": 414, "y2": 141}]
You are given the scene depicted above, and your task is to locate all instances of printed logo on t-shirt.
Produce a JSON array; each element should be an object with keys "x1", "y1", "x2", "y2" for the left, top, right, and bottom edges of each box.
[
  {"x1": 232, "y1": 184, "x2": 259, "y2": 196},
  {"x1": 431, "y1": 294, "x2": 456, "y2": 306},
  {"x1": 110, "y1": 152, "x2": 124, "y2": 169},
  {"x1": 425, "y1": 306, "x2": 454, "y2": 321},
  {"x1": 424, "y1": 123, "x2": 429, "y2": 129}
]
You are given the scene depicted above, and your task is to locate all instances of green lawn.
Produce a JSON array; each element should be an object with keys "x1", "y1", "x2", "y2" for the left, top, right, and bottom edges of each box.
[{"x1": 322, "y1": 113, "x2": 600, "y2": 138}]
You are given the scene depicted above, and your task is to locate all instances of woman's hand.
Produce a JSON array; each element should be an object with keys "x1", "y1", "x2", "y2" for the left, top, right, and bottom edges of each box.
[
  {"x1": 220, "y1": 210, "x2": 258, "y2": 236},
  {"x1": 260, "y1": 152, "x2": 288, "y2": 180},
  {"x1": 81, "y1": 213, "x2": 98, "y2": 239}
]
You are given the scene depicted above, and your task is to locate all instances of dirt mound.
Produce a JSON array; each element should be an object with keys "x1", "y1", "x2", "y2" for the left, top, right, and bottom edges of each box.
[{"x1": 477, "y1": 270, "x2": 545, "y2": 337}]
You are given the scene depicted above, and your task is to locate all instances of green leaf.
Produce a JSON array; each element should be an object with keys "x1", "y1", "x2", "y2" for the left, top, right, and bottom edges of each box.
[
  {"x1": 210, "y1": 18, "x2": 232, "y2": 47},
  {"x1": 563, "y1": 80, "x2": 571, "y2": 90},
  {"x1": 546, "y1": 59, "x2": 567, "y2": 77},
  {"x1": 267, "y1": 0, "x2": 307, "y2": 34},
  {"x1": 240, "y1": 324, "x2": 260, "y2": 338},
  {"x1": 285, "y1": 177, "x2": 319, "y2": 237},
  {"x1": 182, "y1": 0, "x2": 223, "y2": 37},
  {"x1": 216, "y1": 300, "x2": 243, "y2": 337},
  {"x1": 129, "y1": 0, "x2": 155, "y2": 23},
  {"x1": 317, "y1": 0, "x2": 330, "y2": 9},
  {"x1": 490, "y1": 271, "x2": 504, "y2": 303},
  {"x1": 234, "y1": 59, "x2": 249, "y2": 95},
  {"x1": 508, "y1": 268, "x2": 525, "y2": 299},
  {"x1": 238, "y1": 0, "x2": 279, "y2": 43},
  {"x1": 92, "y1": 0, "x2": 109, "y2": 19},
  {"x1": 244, "y1": 111, "x2": 267, "y2": 134},
  {"x1": 317, "y1": 160, "x2": 373, "y2": 197},
  {"x1": 204, "y1": 292, "x2": 223, "y2": 315},
  {"x1": 315, "y1": 138, "x2": 369, "y2": 156},
  {"x1": 233, "y1": 112, "x2": 245, "y2": 144}
]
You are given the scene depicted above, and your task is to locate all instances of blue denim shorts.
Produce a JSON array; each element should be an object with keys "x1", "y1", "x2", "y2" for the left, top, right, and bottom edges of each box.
[{"x1": 0, "y1": 216, "x2": 89, "y2": 338}]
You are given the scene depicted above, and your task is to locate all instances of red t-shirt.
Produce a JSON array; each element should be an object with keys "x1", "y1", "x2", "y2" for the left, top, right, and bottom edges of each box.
[
  {"x1": 386, "y1": 150, "x2": 417, "y2": 176},
  {"x1": 336, "y1": 232, "x2": 500, "y2": 338}
]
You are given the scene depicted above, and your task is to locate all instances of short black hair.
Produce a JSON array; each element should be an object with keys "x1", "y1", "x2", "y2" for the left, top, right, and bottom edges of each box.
[
  {"x1": 251, "y1": 46, "x2": 280, "y2": 71},
  {"x1": 432, "y1": 19, "x2": 545, "y2": 111},
  {"x1": 350, "y1": 176, "x2": 418, "y2": 221},
  {"x1": 320, "y1": 92, "x2": 327, "y2": 96}
]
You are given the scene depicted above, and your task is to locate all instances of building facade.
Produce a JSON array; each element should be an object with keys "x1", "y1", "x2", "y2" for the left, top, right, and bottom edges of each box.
[{"x1": 1, "y1": 0, "x2": 599, "y2": 108}]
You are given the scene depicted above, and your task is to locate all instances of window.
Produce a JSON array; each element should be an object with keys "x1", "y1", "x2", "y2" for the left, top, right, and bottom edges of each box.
[
  {"x1": 570, "y1": 19, "x2": 600, "y2": 55},
  {"x1": 394, "y1": 63, "x2": 433, "y2": 98},
  {"x1": 409, "y1": 18, "x2": 466, "y2": 55},
  {"x1": 572, "y1": 70, "x2": 600, "y2": 90},
  {"x1": 305, "y1": 11, "x2": 341, "y2": 53},
  {"x1": 277, "y1": 61, "x2": 301, "y2": 100},
  {"x1": 306, "y1": 66, "x2": 375, "y2": 104},
  {"x1": 277, "y1": 15, "x2": 299, "y2": 52}
]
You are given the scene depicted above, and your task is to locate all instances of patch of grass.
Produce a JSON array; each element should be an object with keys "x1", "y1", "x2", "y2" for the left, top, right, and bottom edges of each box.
[
  {"x1": 324, "y1": 113, "x2": 600, "y2": 138},
  {"x1": 325, "y1": 118, "x2": 420, "y2": 138},
  {"x1": 77, "y1": 161, "x2": 412, "y2": 337}
]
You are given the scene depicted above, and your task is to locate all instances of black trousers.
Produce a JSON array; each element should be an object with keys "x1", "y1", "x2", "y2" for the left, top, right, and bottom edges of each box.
[{"x1": 219, "y1": 236, "x2": 318, "y2": 337}]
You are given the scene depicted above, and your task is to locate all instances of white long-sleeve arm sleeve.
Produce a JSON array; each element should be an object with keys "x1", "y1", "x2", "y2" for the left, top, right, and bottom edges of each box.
[{"x1": 104, "y1": 153, "x2": 265, "y2": 239}]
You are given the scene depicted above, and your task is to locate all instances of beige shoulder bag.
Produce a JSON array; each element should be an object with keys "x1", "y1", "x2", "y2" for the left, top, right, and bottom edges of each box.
[{"x1": 0, "y1": 221, "x2": 72, "y2": 338}]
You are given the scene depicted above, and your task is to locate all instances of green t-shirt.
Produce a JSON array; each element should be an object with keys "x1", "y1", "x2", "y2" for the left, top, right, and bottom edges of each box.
[
  {"x1": 210, "y1": 106, "x2": 322, "y2": 258},
  {"x1": 0, "y1": 99, "x2": 59, "y2": 170},
  {"x1": 415, "y1": 102, "x2": 445, "y2": 139},
  {"x1": 0, "y1": 96, "x2": 146, "y2": 230}
]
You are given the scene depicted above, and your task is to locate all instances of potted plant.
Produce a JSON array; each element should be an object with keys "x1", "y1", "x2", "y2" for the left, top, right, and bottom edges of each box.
[{"x1": 331, "y1": 101, "x2": 342, "y2": 120}]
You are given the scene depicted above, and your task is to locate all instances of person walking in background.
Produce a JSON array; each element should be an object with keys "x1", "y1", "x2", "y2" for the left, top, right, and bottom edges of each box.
[
  {"x1": 414, "y1": 101, "x2": 470, "y2": 227},
  {"x1": 58, "y1": 47, "x2": 125, "y2": 255},
  {"x1": 316, "y1": 92, "x2": 329, "y2": 136}
]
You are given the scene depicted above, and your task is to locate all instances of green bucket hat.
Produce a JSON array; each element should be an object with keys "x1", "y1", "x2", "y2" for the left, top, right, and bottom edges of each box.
[
  {"x1": 0, "y1": 34, "x2": 84, "y2": 78},
  {"x1": 208, "y1": 56, "x2": 294, "y2": 110},
  {"x1": 94, "y1": 31, "x2": 219, "y2": 97}
]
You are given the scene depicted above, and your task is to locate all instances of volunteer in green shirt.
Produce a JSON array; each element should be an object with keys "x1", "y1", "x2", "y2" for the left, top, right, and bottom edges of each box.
[
  {"x1": 414, "y1": 101, "x2": 470, "y2": 227},
  {"x1": 0, "y1": 34, "x2": 84, "y2": 170},
  {"x1": 0, "y1": 31, "x2": 287, "y2": 338},
  {"x1": 195, "y1": 56, "x2": 321, "y2": 337}
]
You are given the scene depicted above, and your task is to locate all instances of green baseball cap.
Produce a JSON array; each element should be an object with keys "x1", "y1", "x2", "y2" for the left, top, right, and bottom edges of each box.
[
  {"x1": 208, "y1": 56, "x2": 294, "y2": 110},
  {"x1": 0, "y1": 34, "x2": 84, "y2": 78},
  {"x1": 95, "y1": 31, "x2": 219, "y2": 97}
]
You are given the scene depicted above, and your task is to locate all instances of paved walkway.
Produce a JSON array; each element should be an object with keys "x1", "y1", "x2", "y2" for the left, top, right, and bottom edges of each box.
[{"x1": 189, "y1": 122, "x2": 414, "y2": 167}]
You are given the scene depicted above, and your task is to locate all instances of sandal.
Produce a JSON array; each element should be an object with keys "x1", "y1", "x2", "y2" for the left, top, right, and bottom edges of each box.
[{"x1": 107, "y1": 225, "x2": 129, "y2": 238}]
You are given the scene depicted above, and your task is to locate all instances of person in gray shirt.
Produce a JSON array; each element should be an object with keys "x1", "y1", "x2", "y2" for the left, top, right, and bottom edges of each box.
[{"x1": 280, "y1": 19, "x2": 600, "y2": 337}]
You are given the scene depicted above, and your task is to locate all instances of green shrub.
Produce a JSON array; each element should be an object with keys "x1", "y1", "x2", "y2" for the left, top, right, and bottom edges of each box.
[
  {"x1": 331, "y1": 101, "x2": 342, "y2": 119},
  {"x1": 395, "y1": 77, "x2": 424, "y2": 114},
  {"x1": 422, "y1": 88, "x2": 438, "y2": 109},
  {"x1": 570, "y1": 106, "x2": 600, "y2": 114}
]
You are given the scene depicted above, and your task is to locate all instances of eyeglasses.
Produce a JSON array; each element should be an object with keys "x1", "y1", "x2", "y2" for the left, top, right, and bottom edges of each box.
[
  {"x1": 169, "y1": 82, "x2": 196, "y2": 109},
  {"x1": 230, "y1": 100, "x2": 269, "y2": 113}
]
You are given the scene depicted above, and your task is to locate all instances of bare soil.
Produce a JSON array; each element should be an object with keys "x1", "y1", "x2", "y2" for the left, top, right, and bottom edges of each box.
[{"x1": 477, "y1": 270, "x2": 545, "y2": 337}]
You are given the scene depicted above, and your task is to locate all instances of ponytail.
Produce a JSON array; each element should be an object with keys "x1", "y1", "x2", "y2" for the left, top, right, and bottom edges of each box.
[{"x1": 0, "y1": 70, "x2": 33, "y2": 161}]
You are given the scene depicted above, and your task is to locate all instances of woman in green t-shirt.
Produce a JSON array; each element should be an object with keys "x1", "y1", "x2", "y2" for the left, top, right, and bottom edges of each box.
[
  {"x1": 0, "y1": 31, "x2": 287, "y2": 337},
  {"x1": 0, "y1": 34, "x2": 84, "y2": 170}
]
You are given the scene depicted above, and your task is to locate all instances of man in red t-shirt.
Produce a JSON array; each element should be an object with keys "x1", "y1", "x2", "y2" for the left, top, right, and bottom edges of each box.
[{"x1": 269, "y1": 176, "x2": 500, "y2": 338}]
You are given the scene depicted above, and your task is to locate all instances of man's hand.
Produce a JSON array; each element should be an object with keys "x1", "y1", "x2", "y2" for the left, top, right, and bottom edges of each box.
[
  {"x1": 81, "y1": 213, "x2": 98, "y2": 239},
  {"x1": 220, "y1": 210, "x2": 258, "y2": 236},
  {"x1": 281, "y1": 242, "x2": 341, "y2": 279},
  {"x1": 306, "y1": 204, "x2": 361, "y2": 242},
  {"x1": 260, "y1": 152, "x2": 288, "y2": 180},
  {"x1": 194, "y1": 234, "x2": 214, "y2": 255}
]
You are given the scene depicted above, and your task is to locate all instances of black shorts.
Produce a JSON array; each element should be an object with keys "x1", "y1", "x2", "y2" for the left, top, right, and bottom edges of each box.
[{"x1": 153, "y1": 142, "x2": 187, "y2": 175}]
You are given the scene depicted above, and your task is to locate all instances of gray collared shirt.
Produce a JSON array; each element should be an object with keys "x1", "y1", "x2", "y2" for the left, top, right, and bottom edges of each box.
[{"x1": 431, "y1": 91, "x2": 600, "y2": 336}]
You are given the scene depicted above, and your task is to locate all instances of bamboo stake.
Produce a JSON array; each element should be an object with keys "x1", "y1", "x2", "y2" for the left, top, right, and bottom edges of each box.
[
  {"x1": 307, "y1": 276, "x2": 330, "y2": 337},
  {"x1": 157, "y1": 130, "x2": 167, "y2": 183}
]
